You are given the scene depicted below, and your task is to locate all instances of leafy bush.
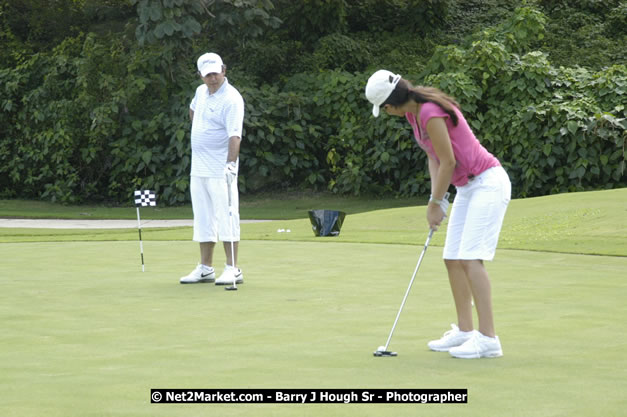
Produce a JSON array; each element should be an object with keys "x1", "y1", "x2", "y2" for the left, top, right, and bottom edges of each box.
[
  {"x1": 538, "y1": 0, "x2": 626, "y2": 69},
  {"x1": 237, "y1": 83, "x2": 327, "y2": 192},
  {"x1": 130, "y1": 0, "x2": 280, "y2": 48},
  {"x1": 442, "y1": 0, "x2": 518, "y2": 43},
  {"x1": 346, "y1": 0, "x2": 449, "y2": 35},
  {"x1": 313, "y1": 71, "x2": 427, "y2": 196},
  {"x1": 1, "y1": 0, "x2": 86, "y2": 48},
  {"x1": 0, "y1": 2, "x2": 624, "y2": 205},
  {"x1": 606, "y1": 2, "x2": 627, "y2": 37},
  {"x1": 309, "y1": 33, "x2": 373, "y2": 73},
  {"x1": 421, "y1": 13, "x2": 626, "y2": 197},
  {"x1": 231, "y1": 38, "x2": 304, "y2": 84},
  {"x1": 536, "y1": 0, "x2": 622, "y2": 14},
  {"x1": 273, "y1": 0, "x2": 347, "y2": 45},
  {"x1": 0, "y1": 33, "x2": 195, "y2": 204}
]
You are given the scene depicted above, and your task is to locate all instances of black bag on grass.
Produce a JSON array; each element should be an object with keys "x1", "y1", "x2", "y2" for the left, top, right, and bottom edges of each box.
[{"x1": 308, "y1": 210, "x2": 346, "y2": 237}]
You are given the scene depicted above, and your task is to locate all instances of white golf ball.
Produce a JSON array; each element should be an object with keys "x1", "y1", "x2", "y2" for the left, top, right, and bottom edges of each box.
[{"x1": 377, "y1": 346, "x2": 385, "y2": 352}]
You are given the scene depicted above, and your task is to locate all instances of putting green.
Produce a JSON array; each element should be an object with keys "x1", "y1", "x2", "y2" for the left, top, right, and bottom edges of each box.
[
  {"x1": 1, "y1": 239, "x2": 625, "y2": 417},
  {"x1": 1, "y1": 189, "x2": 625, "y2": 416}
]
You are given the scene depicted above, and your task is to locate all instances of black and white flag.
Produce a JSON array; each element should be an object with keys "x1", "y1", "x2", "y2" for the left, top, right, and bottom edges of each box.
[{"x1": 134, "y1": 190, "x2": 156, "y2": 207}]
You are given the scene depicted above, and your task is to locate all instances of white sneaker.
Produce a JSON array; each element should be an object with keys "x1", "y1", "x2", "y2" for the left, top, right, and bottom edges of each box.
[
  {"x1": 428, "y1": 324, "x2": 475, "y2": 352},
  {"x1": 179, "y1": 265, "x2": 215, "y2": 284},
  {"x1": 215, "y1": 265, "x2": 244, "y2": 285},
  {"x1": 449, "y1": 331, "x2": 503, "y2": 359}
]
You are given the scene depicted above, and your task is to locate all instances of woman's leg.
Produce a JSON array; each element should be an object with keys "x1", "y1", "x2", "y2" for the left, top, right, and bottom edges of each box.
[
  {"x1": 444, "y1": 259, "x2": 474, "y2": 332},
  {"x1": 460, "y1": 259, "x2": 495, "y2": 337}
]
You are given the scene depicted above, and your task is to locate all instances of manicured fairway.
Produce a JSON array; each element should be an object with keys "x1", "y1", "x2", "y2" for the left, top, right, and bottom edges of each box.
[
  {"x1": 1, "y1": 238, "x2": 626, "y2": 417},
  {"x1": 1, "y1": 189, "x2": 626, "y2": 416}
]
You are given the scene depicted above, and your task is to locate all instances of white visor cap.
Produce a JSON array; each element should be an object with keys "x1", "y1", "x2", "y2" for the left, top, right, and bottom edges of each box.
[{"x1": 365, "y1": 69, "x2": 402, "y2": 117}]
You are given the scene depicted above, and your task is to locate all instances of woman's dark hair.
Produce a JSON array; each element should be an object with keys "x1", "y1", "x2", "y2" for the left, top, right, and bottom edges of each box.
[{"x1": 383, "y1": 78, "x2": 460, "y2": 126}]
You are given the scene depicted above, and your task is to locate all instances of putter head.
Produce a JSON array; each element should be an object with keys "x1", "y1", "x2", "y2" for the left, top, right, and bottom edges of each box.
[
  {"x1": 373, "y1": 350, "x2": 397, "y2": 357},
  {"x1": 225, "y1": 285, "x2": 238, "y2": 291}
]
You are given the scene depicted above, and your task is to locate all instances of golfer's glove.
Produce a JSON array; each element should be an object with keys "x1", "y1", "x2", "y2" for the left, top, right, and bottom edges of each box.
[
  {"x1": 430, "y1": 192, "x2": 451, "y2": 216},
  {"x1": 224, "y1": 162, "x2": 237, "y2": 186}
]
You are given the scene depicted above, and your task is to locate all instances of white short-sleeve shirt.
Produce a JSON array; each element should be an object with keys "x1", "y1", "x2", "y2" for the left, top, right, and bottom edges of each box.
[{"x1": 190, "y1": 78, "x2": 244, "y2": 178}]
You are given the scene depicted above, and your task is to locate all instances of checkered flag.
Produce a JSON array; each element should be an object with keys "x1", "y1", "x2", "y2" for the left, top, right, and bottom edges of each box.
[
  {"x1": 134, "y1": 190, "x2": 156, "y2": 207},
  {"x1": 133, "y1": 190, "x2": 156, "y2": 272}
]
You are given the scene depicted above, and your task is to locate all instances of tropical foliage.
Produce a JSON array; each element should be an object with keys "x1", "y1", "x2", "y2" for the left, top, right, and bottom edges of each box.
[{"x1": 0, "y1": 0, "x2": 624, "y2": 203}]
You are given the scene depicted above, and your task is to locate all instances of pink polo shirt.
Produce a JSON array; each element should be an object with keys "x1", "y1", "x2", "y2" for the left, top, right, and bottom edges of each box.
[{"x1": 406, "y1": 102, "x2": 500, "y2": 187}]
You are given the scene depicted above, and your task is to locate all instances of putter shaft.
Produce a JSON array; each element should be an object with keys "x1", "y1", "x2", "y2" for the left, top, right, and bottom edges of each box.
[
  {"x1": 378, "y1": 228, "x2": 435, "y2": 354},
  {"x1": 226, "y1": 179, "x2": 237, "y2": 291}
]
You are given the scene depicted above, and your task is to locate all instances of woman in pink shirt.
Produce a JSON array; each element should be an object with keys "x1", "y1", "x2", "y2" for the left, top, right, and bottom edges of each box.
[{"x1": 366, "y1": 70, "x2": 511, "y2": 359}]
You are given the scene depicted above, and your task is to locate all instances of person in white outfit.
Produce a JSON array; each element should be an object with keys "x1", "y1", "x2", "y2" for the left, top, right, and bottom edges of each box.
[
  {"x1": 180, "y1": 52, "x2": 245, "y2": 286},
  {"x1": 366, "y1": 70, "x2": 511, "y2": 359}
]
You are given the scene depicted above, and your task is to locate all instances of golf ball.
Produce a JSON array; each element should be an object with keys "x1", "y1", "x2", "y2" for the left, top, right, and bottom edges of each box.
[{"x1": 377, "y1": 346, "x2": 385, "y2": 352}]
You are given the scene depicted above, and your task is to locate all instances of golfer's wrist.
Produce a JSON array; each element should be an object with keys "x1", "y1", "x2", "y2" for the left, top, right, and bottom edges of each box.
[{"x1": 429, "y1": 196, "x2": 442, "y2": 206}]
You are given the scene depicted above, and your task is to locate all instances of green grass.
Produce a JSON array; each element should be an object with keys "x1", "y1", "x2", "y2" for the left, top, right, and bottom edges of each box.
[
  {"x1": 0, "y1": 191, "x2": 424, "y2": 220},
  {"x1": 1, "y1": 241, "x2": 625, "y2": 416},
  {"x1": 2, "y1": 188, "x2": 625, "y2": 256},
  {"x1": 0, "y1": 189, "x2": 626, "y2": 416},
  {"x1": 0, "y1": 198, "x2": 195, "y2": 220}
]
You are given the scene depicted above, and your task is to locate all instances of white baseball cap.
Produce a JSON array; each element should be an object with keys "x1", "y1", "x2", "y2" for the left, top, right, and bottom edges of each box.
[
  {"x1": 365, "y1": 69, "x2": 402, "y2": 117},
  {"x1": 197, "y1": 52, "x2": 224, "y2": 77}
]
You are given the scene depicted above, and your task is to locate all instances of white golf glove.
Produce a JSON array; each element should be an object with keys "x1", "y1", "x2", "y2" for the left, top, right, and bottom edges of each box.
[
  {"x1": 224, "y1": 162, "x2": 237, "y2": 186},
  {"x1": 430, "y1": 192, "x2": 451, "y2": 216}
]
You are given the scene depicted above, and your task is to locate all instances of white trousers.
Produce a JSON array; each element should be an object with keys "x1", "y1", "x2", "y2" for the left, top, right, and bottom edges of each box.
[
  {"x1": 443, "y1": 166, "x2": 511, "y2": 261},
  {"x1": 190, "y1": 176, "x2": 240, "y2": 242}
]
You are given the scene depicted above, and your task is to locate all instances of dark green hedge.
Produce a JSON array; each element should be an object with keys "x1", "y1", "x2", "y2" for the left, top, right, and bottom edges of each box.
[{"x1": 0, "y1": 4, "x2": 625, "y2": 204}]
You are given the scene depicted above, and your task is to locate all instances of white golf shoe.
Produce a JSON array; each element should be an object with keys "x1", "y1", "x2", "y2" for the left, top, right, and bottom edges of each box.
[
  {"x1": 428, "y1": 324, "x2": 475, "y2": 352},
  {"x1": 215, "y1": 265, "x2": 244, "y2": 285},
  {"x1": 449, "y1": 331, "x2": 503, "y2": 359},
  {"x1": 179, "y1": 265, "x2": 215, "y2": 284}
]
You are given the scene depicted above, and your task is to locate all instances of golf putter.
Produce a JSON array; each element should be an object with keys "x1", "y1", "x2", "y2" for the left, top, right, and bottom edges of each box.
[
  {"x1": 374, "y1": 228, "x2": 435, "y2": 357},
  {"x1": 225, "y1": 180, "x2": 238, "y2": 291}
]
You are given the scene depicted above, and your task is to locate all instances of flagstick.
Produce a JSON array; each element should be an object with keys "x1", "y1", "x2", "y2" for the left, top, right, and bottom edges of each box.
[{"x1": 136, "y1": 206, "x2": 145, "y2": 272}]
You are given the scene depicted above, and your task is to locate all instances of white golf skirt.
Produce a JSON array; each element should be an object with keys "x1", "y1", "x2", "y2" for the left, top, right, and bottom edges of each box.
[
  {"x1": 443, "y1": 166, "x2": 511, "y2": 261},
  {"x1": 190, "y1": 176, "x2": 240, "y2": 243}
]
